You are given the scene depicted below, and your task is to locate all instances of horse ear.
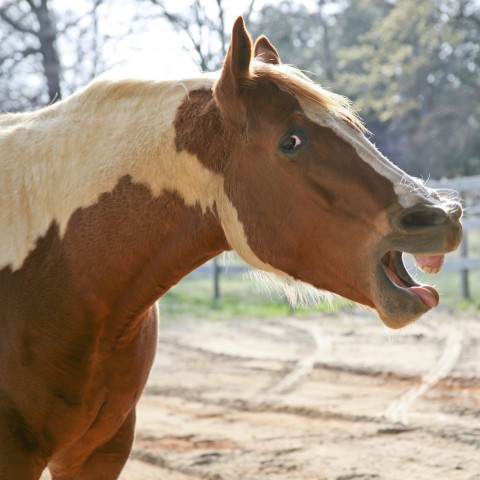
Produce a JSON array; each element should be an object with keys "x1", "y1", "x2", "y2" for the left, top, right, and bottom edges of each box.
[
  {"x1": 228, "y1": 17, "x2": 253, "y2": 82},
  {"x1": 254, "y1": 35, "x2": 281, "y2": 65},
  {"x1": 214, "y1": 17, "x2": 252, "y2": 120}
]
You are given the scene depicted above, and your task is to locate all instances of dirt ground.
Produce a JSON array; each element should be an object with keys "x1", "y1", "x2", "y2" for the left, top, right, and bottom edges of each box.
[
  {"x1": 40, "y1": 309, "x2": 480, "y2": 480},
  {"x1": 113, "y1": 309, "x2": 479, "y2": 480}
]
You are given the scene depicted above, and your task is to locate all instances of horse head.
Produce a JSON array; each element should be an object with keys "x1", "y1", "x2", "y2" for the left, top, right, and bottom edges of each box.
[{"x1": 177, "y1": 17, "x2": 462, "y2": 329}]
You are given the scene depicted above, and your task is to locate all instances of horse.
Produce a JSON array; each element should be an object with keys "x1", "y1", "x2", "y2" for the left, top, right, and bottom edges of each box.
[{"x1": 0, "y1": 17, "x2": 462, "y2": 480}]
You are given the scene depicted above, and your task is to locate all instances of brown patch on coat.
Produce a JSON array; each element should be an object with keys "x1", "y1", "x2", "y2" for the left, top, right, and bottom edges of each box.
[
  {"x1": 174, "y1": 88, "x2": 230, "y2": 173},
  {"x1": 0, "y1": 176, "x2": 228, "y2": 475}
]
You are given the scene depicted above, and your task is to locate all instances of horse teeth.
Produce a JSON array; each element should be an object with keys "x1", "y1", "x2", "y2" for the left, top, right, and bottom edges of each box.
[{"x1": 415, "y1": 263, "x2": 440, "y2": 275}]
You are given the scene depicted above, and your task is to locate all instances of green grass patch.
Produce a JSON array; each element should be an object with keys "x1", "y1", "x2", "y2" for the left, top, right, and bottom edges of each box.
[
  {"x1": 158, "y1": 273, "x2": 351, "y2": 325},
  {"x1": 158, "y1": 240, "x2": 480, "y2": 325}
]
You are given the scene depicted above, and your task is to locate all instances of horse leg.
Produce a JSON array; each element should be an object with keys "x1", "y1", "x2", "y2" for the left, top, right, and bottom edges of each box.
[
  {"x1": 50, "y1": 409, "x2": 136, "y2": 480},
  {"x1": 0, "y1": 409, "x2": 47, "y2": 480}
]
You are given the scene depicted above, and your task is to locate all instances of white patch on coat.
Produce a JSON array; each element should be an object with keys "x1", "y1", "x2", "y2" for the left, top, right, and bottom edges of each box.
[{"x1": 0, "y1": 75, "x2": 280, "y2": 275}]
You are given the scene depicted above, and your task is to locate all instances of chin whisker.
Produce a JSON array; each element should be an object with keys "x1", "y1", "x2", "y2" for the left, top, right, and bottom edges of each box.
[{"x1": 245, "y1": 269, "x2": 335, "y2": 310}]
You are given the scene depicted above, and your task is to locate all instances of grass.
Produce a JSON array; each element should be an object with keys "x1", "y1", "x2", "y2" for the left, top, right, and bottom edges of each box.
[
  {"x1": 158, "y1": 233, "x2": 480, "y2": 325},
  {"x1": 158, "y1": 271, "x2": 351, "y2": 325}
]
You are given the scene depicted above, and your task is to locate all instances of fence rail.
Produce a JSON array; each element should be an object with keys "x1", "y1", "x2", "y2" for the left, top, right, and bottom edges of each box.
[
  {"x1": 429, "y1": 174, "x2": 480, "y2": 299},
  {"x1": 428, "y1": 175, "x2": 480, "y2": 193}
]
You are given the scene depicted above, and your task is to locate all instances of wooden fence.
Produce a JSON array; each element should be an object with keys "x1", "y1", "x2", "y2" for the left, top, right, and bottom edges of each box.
[{"x1": 429, "y1": 174, "x2": 480, "y2": 299}]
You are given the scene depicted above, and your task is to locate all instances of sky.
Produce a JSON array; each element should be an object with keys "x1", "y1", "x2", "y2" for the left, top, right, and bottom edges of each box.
[
  {"x1": 87, "y1": 0, "x2": 320, "y2": 79},
  {"x1": 2, "y1": 0, "x2": 320, "y2": 101}
]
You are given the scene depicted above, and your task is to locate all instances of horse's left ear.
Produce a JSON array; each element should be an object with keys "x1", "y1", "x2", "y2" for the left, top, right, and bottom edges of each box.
[
  {"x1": 254, "y1": 35, "x2": 281, "y2": 65},
  {"x1": 214, "y1": 17, "x2": 253, "y2": 121}
]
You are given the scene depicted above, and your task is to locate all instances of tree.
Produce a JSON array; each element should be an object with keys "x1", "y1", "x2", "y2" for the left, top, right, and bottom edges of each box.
[
  {"x1": 0, "y1": 0, "x2": 109, "y2": 112},
  {"x1": 143, "y1": 0, "x2": 257, "y2": 71},
  {"x1": 251, "y1": 0, "x2": 480, "y2": 178},
  {"x1": 250, "y1": 0, "x2": 339, "y2": 85},
  {"x1": 0, "y1": 0, "x2": 61, "y2": 109},
  {"x1": 335, "y1": 0, "x2": 480, "y2": 177}
]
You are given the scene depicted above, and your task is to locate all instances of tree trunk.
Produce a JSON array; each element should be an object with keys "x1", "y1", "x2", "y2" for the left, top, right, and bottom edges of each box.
[
  {"x1": 317, "y1": 0, "x2": 335, "y2": 83},
  {"x1": 34, "y1": 0, "x2": 62, "y2": 102}
]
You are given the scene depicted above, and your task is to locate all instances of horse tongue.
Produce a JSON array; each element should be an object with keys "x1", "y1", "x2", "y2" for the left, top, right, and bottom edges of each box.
[
  {"x1": 409, "y1": 285, "x2": 440, "y2": 309},
  {"x1": 411, "y1": 255, "x2": 443, "y2": 307},
  {"x1": 414, "y1": 254, "x2": 445, "y2": 274}
]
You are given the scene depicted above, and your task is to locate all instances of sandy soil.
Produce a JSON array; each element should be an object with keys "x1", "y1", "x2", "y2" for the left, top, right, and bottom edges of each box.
[
  {"x1": 119, "y1": 310, "x2": 480, "y2": 480},
  {"x1": 42, "y1": 310, "x2": 480, "y2": 479}
]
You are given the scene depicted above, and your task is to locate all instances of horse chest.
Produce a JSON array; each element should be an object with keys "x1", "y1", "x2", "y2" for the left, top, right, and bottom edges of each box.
[
  {"x1": 0, "y1": 305, "x2": 158, "y2": 454},
  {"x1": 52, "y1": 317, "x2": 157, "y2": 439}
]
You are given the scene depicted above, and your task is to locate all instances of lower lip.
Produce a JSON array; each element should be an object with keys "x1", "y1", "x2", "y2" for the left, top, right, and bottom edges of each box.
[{"x1": 408, "y1": 285, "x2": 439, "y2": 308}]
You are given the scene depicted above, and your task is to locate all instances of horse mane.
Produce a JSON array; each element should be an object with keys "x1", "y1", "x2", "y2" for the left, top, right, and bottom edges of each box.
[
  {"x1": 247, "y1": 61, "x2": 367, "y2": 132},
  {"x1": 0, "y1": 63, "x2": 361, "y2": 130},
  {"x1": 80, "y1": 64, "x2": 364, "y2": 133},
  {"x1": 61, "y1": 74, "x2": 218, "y2": 114}
]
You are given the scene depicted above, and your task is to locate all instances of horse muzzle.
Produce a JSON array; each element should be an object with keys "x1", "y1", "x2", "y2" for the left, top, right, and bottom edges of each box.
[{"x1": 374, "y1": 200, "x2": 463, "y2": 329}]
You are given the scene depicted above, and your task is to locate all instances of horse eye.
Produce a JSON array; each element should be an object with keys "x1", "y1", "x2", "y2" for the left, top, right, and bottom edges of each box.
[{"x1": 280, "y1": 134, "x2": 303, "y2": 152}]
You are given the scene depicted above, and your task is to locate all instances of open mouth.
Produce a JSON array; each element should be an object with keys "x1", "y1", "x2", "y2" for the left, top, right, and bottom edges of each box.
[{"x1": 381, "y1": 251, "x2": 444, "y2": 309}]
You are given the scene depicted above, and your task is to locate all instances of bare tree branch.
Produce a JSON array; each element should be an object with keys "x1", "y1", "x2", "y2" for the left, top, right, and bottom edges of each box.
[
  {"x1": 144, "y1": 0, "x2": 252, "y2": 71},
  {"x1": 243, "y1": 0, "x2": 257, "y2": 24},
  {"x1": 25, "y1": 0, "x2": 40, "y2": 14},
  {"x1": 216, "y1": 0, "x2": 226, "y2": 57},
  {"x1": 0, "y1": 0, "x2": 118, "y2": 111},
  {"x1": 0, "y1": 45, "x2": 38, "y2": 68},
  {"x1": 0, "y1": 7, "x2": 36, "y2": 34}
]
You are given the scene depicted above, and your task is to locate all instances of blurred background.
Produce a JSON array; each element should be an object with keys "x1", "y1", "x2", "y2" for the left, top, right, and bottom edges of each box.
[{"x1": 1, "y1": 0, "x2": 478, "y2": 316}]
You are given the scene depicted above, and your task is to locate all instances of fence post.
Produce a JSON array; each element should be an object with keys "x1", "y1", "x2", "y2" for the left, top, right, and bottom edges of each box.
[
  {"x1": 460, "y1": 231, "x2": 470, "y2": 300},
  {"x1": 213, "y1": 256, "x2": 221, "y2": 300},
  {"x1": 459, "y1": 189, "x2": 471, "y2": 301}
]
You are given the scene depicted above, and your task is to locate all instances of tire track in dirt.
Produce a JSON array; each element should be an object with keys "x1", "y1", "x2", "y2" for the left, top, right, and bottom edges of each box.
[
  {"x1": 385, "y1": 325, "x2": 464, "y2": 424},
  {"x1": 127, "y1": 316, "x2": 480, "y2": 479},
  {"x1": 142, "y1": 387, "x2": 480, "y2": 448},
  {"x1": 253, "y1": 319, "x2": 326, "y2": 401},
  {"x1": 144, "y1": 317, "x2": 479, "y2": 449}
]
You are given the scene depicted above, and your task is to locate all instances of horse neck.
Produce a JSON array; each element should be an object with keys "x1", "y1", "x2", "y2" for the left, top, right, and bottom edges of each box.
[
  {"x1": 0, "y1": 76, "x2": 224, "y2": 268},
  {"x1": 0, "y1": 77, "x2": 230, "y2": 323},
  {"x1": 62, "y1": 176, "x2": 229, "y2": 324}
]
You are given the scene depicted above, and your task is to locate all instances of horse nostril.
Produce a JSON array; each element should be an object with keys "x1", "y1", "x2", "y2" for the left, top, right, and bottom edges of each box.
[{"x1": 399, "y1": 205, "x2": 448, "y2": 231}]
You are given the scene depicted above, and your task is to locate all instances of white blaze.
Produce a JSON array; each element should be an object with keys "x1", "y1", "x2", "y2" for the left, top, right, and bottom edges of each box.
[{"x1": 298, "y1": 98, "x2": 439, "y2": 208}]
